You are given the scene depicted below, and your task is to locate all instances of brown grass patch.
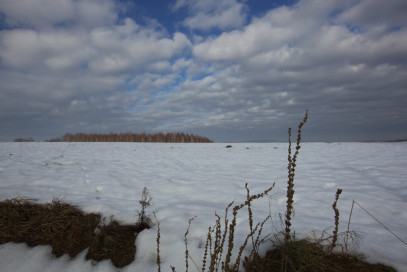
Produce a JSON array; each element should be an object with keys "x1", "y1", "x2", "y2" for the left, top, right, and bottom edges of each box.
[
  {"x1": 0, "y1": 197, "x2": 150, "y2": 268},
  {"x1": 0, "y1": 197, "x2": 101, "y2": 257},
  {"x1": 243, "y1": 239, "x2": 397, "y2": 272}
]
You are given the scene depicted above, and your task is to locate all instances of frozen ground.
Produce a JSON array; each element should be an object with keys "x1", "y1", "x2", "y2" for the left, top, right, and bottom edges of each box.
[{"x1": 0, "y1": 142, "x2": 406, "y2": 271}]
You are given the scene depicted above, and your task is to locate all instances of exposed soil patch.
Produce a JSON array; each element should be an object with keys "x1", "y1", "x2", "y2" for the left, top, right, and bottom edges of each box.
[{"x1": 86, "y1": 220, "x2": 138, "y2": 267}]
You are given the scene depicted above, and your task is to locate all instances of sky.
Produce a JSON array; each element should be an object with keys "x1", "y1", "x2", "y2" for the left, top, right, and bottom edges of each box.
[{"x1": 0, "y1": 0, "x2": 406, "y2": 142}]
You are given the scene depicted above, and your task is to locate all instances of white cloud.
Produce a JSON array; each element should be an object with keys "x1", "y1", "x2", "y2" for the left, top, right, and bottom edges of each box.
[
  {"x1": 88, "y1": 55, "x2": 131, "y2": 74},
  {"x1": 172, "y1": 0, "x2": 247, "y2": 31},
  {"x1": 75, "y1": 0, "x2": 118, "y2": 28},
  {"x1": 147, "y1": 61, "x2": 171, "y2": 73},
  {"x1": 192, "y1": 4, "x2": 319, "y2": 61},
  {"x1": 87, "y1": 20, "x2": 191, "y2": 74},
  {"x1": 171, "y1": 58, "x2": 193, "y2": 71},
  {"x1": 0, "y1": 29, "x2": 93, "y2": 71},
  {"x1": 183, "y1": 3, "x2": 246, "y2": 31},
  {"x1": 192, "y1": 22, "x2": 275, "y2": 61},
  {"x1": 0, "y1": 17, "x2": 191, "y2": 74}
]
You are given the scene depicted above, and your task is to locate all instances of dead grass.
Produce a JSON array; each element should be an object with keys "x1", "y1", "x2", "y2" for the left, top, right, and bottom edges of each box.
[
  {"x1": 0, "y1": 197, "x2": 150, "y2": 268},
  {"x1": 243, "y1": 239, "x2": 397, "y2": 272},
  {"x1": 0, "y1": 197, "x2": 101, "y2": 257}
]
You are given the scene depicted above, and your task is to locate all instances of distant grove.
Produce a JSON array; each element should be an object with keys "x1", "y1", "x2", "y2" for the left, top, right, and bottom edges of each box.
[{"x1": 45, "y1": 132, "x2": 213, "y2": 143}]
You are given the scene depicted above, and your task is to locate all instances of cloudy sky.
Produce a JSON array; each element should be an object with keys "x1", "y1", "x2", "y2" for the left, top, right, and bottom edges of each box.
[{"x1": 0, "y1": 0, "x2": 406, "y2": 142}]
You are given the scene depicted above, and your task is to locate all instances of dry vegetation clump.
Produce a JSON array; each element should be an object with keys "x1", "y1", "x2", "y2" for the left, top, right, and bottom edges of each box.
[
  {"x1": 0, "y1": 193, "x2": 152, "y2": 268},
  {"x1": 243, "y1": 238, "x2": 397, "y2": 272},
  {"x1": 0, "y1": 197, "x2": 101, "y2": 257}
]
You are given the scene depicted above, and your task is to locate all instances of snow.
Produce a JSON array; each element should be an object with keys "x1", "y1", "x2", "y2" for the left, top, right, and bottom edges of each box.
[{"x1": 0, "y1": 142, "x2": 406, "y2": 271}]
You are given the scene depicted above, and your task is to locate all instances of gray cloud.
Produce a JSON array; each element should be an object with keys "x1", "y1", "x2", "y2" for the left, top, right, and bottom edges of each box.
[
  {"x1": 0, "y1": 0, "x2": 118, "y2": 30},
  {"x1": 336, "y1": 0, "x2": 407, "y2": 28},
  {"x1": 0, "y1": 0, "x2": 406, "y2": 142}
]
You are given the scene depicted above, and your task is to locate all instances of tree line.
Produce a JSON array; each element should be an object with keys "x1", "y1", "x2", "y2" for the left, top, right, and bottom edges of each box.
[
  {"x1": 14, "y1": 138, "x2": 36, "y2": 142},
  {"x1": 45, "y1": 132, "x2": 213, "y2": 143}
]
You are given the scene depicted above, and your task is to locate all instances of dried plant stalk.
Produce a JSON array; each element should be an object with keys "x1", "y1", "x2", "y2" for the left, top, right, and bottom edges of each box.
[
  {"x1": 283, "y1": 110, "x2": 308, "y2": 272},
  {"x1": 224, "y1": 183, "x2": 275, "y2": 270},
  {"x1": 284, "y1": 110, "x2": 308, "y2": 243},
  {"x1": 184, "y1": 217, "x2": 195, "y2": 272},
  {"x1": 331, "y1": 188, "x2": 342, "y2": 252},
  {"x1": 201, "y1": 227, "x2": 211, "y2": 272},
  {"x1": 245, "y1": 183, "x2": 255, "y2": 250}
]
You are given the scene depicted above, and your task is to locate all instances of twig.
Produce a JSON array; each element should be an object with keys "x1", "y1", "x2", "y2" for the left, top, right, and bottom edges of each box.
[{"x1": 350, "y1": 200, "x2": 407, "y2": 247}]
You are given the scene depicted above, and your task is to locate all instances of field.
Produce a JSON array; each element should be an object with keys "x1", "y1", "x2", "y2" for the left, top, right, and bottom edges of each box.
[{"x1": 0, "y1": 142, "x2": 406, "y2": 271}]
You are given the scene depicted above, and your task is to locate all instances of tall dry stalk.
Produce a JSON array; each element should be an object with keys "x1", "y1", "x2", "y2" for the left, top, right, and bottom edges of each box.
[
  {"x1": 283, "y1": 110, "x2": 308, "y2": 271},
  {"x1": 284, "y1": 110, "x2": 308, "y2": 244},
  {"x1": 184, "y1": 217, "x2": 196, "y2": 272},
  {"x1": 245, "y1": 183, "x2": 255, "y2": 250},
  {"x1": 331, "y1": 188, "x2": 342, "y2": 252}
]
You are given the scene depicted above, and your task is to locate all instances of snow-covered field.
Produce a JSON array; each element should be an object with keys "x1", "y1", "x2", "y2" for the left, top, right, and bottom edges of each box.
[{"x1": 0, "y1": 142, "x2": 406, "y2": 272}]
